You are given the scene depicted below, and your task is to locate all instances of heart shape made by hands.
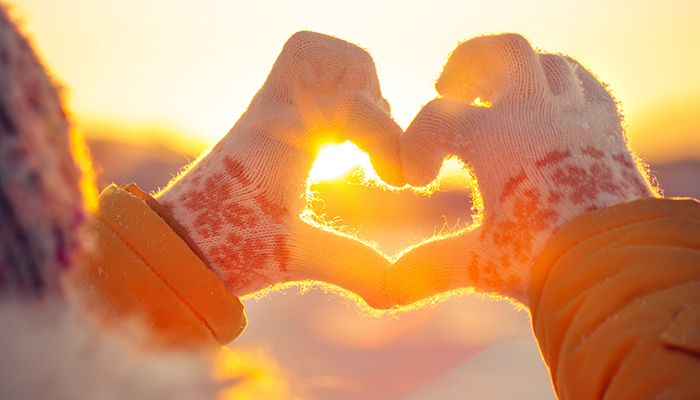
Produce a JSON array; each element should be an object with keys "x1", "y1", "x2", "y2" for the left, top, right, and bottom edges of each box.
[
  {"x1": 306, "y1": 153, "x2": 477, "y2": 259},
  {"x1": 160, "y1": 31, "x2": 654, "y2": 313},
  {"x1": 296, "y1": 151, "x2": 490, "y2": 311},
  {"x1": 153, "y1": 31, "x2": 503, "y2": 311}
]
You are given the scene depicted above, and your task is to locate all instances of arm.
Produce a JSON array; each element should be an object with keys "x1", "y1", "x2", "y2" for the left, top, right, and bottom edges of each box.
[
  {"x1": 154, "y1": 31, "x2": 403, "y2": 310},
  {"x1": 392, "y1": 33, "x2": 698, "y2": 399},
  {"x1": 392, "y1": 33, "x2": 656, "y2": 307},
  {"x1": 530, "y1": 197, "x2": 700, "y2": 400},
  {"x1": 69, "y1": 31, "x2": 403, "y2": 348}
]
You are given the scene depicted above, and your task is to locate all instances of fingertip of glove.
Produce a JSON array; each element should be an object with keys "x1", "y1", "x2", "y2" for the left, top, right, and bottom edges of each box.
[
  {"x1": 272, "y1": 31, "x2": 383, "y2": 106},
  {"x1": 400, "y1": 152, "x2": 442, "y2": 187},
  {"x1": 362, "y1": 295, "x2": 396, "y2": 310},
  {"x1": 404, "y1": 168, "x2": 440, "y2": 188},
  {"x1": 436, "y1": 33, "x2": 539, "y2": 101},
  {"x1": 373, "y1": 162, "x2": 405, "y2": 188}
]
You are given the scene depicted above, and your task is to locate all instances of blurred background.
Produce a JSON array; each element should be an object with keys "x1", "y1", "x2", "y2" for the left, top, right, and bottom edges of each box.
[{"x1": 9, "y1": 0, "x2": 700, "y2": 399}]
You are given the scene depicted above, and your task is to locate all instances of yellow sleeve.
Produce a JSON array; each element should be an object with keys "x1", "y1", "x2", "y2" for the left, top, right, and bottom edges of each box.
[
  {"x1": 70, "y1": 185, "x2": 246, "y2": 349},
  {"x1": 530, "y1": 197, "x2": 700, "y2": 399}
]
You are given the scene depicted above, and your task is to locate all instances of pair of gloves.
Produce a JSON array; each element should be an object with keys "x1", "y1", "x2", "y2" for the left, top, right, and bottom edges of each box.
[{"x1": 156, "y1": 31, "x2": 655, "y2": 310}]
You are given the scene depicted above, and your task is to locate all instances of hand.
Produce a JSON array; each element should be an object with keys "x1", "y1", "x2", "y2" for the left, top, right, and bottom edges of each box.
[
  {"x1": 391, "y1": 33, "x2": 656, "y2": 307},
  {"x1": 157, "y1": 31, "x2": 403, "y2": 309}
]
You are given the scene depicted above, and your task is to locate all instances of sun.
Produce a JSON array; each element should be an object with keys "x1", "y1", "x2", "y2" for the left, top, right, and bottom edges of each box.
[{"x1": 308, "y1": 141, "x2": 373, "y2": 183}]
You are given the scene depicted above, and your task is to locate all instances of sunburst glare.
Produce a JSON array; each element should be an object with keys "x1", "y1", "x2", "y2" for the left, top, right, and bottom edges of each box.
[{"x1": 308, "y1": 141, "x2": 373, "y2": 184}]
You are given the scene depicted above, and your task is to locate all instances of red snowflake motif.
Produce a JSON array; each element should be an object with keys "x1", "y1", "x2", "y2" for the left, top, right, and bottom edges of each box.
[
  {"x1": 550, "y1": 161, "x2": 622, "y2": 204},
  {"x1": 175, "y1": 157, "x2": 290, "y2": 291},
  {"x1": 467, "y1": 252, "x2": 522, "y2": 292},
  {"x1": 492, "y1": 187, "x2": 559, "y2": 263},
  {"x1": 581, "y1": 146, "x2": 605, "y2": 159},
  {"x1": 500, "y1": 171, "x2": 528, "y2": 203}
]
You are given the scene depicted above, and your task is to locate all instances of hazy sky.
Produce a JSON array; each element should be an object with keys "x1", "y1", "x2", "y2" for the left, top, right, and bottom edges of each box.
[{"x1": 9, "y1": 0, "x2": 700, "y2": 162}]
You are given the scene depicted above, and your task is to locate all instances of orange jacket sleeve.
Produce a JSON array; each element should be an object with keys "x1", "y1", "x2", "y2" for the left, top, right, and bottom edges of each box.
[
  {"x1": 70, "y1": 185, "x2": 246, "y2": 349},
  {"x1": 530, "y1": 197, "x2": 700, "y2": 399}
]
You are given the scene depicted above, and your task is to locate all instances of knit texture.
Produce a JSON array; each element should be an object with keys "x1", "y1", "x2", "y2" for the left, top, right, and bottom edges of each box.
[
  {"x1": 0, "y1": 7, "x2": 84, "y2": 299},
  {"x1": 393, "y1": 34, "x2": 656, "y2": 306},
  {"x1": 157, "y1": 31, "x2": 403, "y2": 308}
]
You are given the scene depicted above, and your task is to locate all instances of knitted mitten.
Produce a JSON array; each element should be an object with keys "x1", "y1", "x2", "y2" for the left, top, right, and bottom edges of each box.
[
  {"x1": 158, "y1": 31, "x2": 402, "y2": 308},
  {"x1": 392, "y1": 33, "x2": 656, "y2": 307},
  {"x1": 0, "y1": 8, "x2": 84, "y2": 299}
]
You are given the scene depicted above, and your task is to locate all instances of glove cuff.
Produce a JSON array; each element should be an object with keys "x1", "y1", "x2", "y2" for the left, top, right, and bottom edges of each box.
[{"x1": 120, "y1": 183, "x2": 211, "y2": 269}]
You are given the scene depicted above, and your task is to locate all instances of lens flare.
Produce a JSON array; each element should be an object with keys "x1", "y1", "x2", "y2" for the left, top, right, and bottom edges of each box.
[
  {"x1": 214, "y1": 347, "x2": 299, "y2": 400},
  {"x1": 308, "y1": 141, "x2": 373, "y2": 183}
]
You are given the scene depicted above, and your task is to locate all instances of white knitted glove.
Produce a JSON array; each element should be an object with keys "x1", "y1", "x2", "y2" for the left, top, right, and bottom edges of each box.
[
  {"x1": 392, "y1": 33, "x2": 656, "y2": 307},
  {"x1": 158, "y1": 31, "x2": 402, "y2": 308}
]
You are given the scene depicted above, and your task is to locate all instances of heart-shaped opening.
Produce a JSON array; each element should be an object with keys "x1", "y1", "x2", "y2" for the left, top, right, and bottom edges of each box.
[{"x1": 303, "y1": 142, "x2": 479, "y2": 259}]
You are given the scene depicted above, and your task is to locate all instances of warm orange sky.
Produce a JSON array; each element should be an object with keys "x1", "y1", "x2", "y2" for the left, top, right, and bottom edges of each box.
[{"x1": 8, "y1": 0, "x2": 700, "y2": 162}]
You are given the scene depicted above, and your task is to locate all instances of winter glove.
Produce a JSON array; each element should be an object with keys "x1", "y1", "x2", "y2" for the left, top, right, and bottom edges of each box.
[
  {"x1": 391, "y1": 33, "x2": 656, "y2": 307},
  {"x1": 157, "y1": 31, "x2": 403, "y2": 309}
]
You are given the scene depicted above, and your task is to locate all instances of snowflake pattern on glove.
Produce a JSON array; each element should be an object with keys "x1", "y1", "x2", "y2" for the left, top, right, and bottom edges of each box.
[
  {"x1": 160, "y1": 155, "x2": 291, "y2": 294},
  {"x1": 469, "y1": 145, "x2": 654, "y2": 299}
]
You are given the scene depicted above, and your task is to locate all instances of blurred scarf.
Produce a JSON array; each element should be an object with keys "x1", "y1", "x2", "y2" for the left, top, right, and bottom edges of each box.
[{"x1": 0, "y1": 6, "x2": 85, "y2": 299}]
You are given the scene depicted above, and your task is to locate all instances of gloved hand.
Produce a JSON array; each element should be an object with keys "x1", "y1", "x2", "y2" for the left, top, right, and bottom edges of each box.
[
  {"x1": 391, "y1": 33, "x2": 656, "y2": 307},
  {"x1": 157, "y1": 31, "x2": 402, "y2": 309}
]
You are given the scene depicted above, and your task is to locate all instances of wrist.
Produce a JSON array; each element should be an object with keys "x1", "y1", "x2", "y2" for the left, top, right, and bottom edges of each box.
[
  {"x1": 120, "y1": 183, "x2": 211, "y2": 269},
  {"x1": 154, "y1": 147, "x2": 293, "y2": 297},
  {"x1": 471, "y1": 144, "x2": 656, "y2": 304}
]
